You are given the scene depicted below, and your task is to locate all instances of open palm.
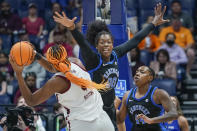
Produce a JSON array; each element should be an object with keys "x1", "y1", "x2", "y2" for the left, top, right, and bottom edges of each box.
[
  {"x1": 53, "y1": 12, "x2": 77, "y2": 28},
  {"x1": 152, "y1": 3, "x2": 169, "y2": 26}
]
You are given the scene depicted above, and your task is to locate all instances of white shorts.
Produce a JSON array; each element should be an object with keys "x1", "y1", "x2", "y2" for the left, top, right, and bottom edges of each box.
[{"x1": 68, "y1": 111, "x2": 115, "y2": 131}]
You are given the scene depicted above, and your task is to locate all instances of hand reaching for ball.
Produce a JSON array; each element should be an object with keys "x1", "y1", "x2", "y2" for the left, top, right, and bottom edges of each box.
[{"x1": 9, "y1": 55, "x2": 24, "y2": 74}]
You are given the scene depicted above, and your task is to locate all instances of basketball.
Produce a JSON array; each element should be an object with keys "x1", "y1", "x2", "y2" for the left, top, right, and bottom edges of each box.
[{"x1": 10, "y1": 41, "x2": 35, "y2": 66}]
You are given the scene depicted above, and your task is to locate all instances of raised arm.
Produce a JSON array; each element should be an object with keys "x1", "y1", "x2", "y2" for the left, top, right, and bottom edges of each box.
[
  {"x1": 137, "y1": 89, "x2": 178, "y2": 124},
  {"x1": 114, "y1": 3, "x2": 169, "y2": 58},
  {"x1": 53, "y1": 12, "x2": 99, "y2": 71}
]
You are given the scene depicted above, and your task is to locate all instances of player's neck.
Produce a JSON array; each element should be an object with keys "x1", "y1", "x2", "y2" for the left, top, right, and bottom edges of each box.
[
  {"x1": 137, "y1": 84, "x2": 149, "y2": 95},
  {"x1": 102, "y1": 57, "x2": 110, "y2": 63}
]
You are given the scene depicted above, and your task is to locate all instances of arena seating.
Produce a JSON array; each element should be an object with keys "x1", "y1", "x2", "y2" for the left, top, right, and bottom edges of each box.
[{"x1": 151, "y1": 78, "x2": 176, "y2": 96}]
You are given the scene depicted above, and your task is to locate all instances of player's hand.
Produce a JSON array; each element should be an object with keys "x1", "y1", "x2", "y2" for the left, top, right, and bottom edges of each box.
[
  {"x1": 9, "y1": 55, "x2": 24, "y2": 74},
  {"x1": 152, "y1": 3, "x2": 169, "y2": 26},
  {"x1": 137, "y1": 114, "x2": 154, "y2": 124},
  {"x1": 53, "y1": 11, "x2": 77, "y2": 30}
]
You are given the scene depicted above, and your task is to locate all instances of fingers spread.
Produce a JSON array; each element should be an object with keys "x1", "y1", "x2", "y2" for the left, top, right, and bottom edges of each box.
[
  {"x1": 162, "y1": 6, "x2": 167, "y2": 16},
  {"x1": 161, "y1": 19, "x2": 170, "y2": 24},
  {"x1": 72, "y1": 17, "x2": 77, "y2": 22},
  {"x1": 54, "y1": 11, "x2": 63, "y2": 18},
  {"x1": 158, "y1": 3, "x2": 162, "y2": 13},
  {"x1": 53, "y1": 16, "x2": 61, "y2": 22},
  {"x1": 62, "y1": 11, "x2": 67, "y2": 18}
]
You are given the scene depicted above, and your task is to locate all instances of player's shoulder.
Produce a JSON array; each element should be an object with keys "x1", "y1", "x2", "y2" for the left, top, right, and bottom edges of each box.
[
  {"x1": 123, "y1": 91, "x2": 131, "y2": 101},
  {"x1": 154, "y1": 88, "x2": 169, "y2": 100},
  {"x1": 178, "y1": 115, "x2": 187, "y2": 123},
  {"x1": 181, "y1": 27, "x2": 191, "y2": 32},
  {"x1": 68, "y1": 57, "x2": 86, "y2": 71}
]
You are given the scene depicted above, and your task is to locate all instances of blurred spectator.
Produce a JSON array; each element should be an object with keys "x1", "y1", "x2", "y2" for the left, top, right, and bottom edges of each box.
[
  {"x1": 0, "y1": 71, "x2": 8, "y2": 96},
  {"x1": 53, "y1": 103, "x2": 67, "y2": 131},
  {"x1": 150, "y1": 49, "x2": 177, "y2": 80},
  {"x1": 45, "y1": 2, "x2": 62, "y2": 31},
  {"x1": 137, "y1": 16, "x2": 161, "y2": 52},
  {"x1": 65, "y1": 30, "x2": 79, "y2": 58},
  {"x1": 48, "y1": 7, "x2": 82, "y2": 58},
  {"x1": 48, "y1": 23, "x2": 71, "y2": 43},
  {"x1": 17, "y1": 96, "x2": 46, "y2": 131},
  {"x1": 17, "y1": 96, "x2": 28, "y2": 107},
  {"x1": 159, "y1": 18, "x2": 195, "y2": 79},
  {"x1": 22, "y1": 3, "x2": 44, "y2": 37},
  {"x1": 129, "y1": 48, "x2": 144, "y2": 77},
  {"x1": 0, "y1": 37, "x2": 3, "y2": 50},
  {"x1": 51, "y1": 0, "x2": 69, "y2": 8},
  {"x1": 22, "y1": 62, "x2": 46, "y2": 89},
  {"x1": 0, "y1": 71, "x2": 10, "y2": 108},
  {"x1": 0, "y1": 1, "x2": 22, "y2": 34},
  {"x1": 166, "y1": 0, "x2": 194, "y2": 32},
  {"x1": 72, "y1": 38, "x2": 80, "y2": 58},
  {"x1": 159, "y1": 18, "x2": 194, "y2": 49},
  {"x1": 96, "y1": 0, "x2": 110, "y2": 20},
  {"x1": 69, "y1": 8, "x2": 83, "y2": 58},
  {"x1": 164, "y1": 96, "x2": 189, "y2": 131},
  {"x1": 0, "y1": 51, "x2": 13, "y2": 82},
  {"x1": 18, "y1": 30, "x2": 29, "y2": 41},
  {"x1": 159, "y1": 33, "x2": 188, "y2": 65},
  {"x1": 43, "y1": 30, "x2": 73, "y2": 56},
  {"x1": 14, "y1": 72, "x2": 38, "y2": 104},
  {"x1": 17, "y1": 30, "x2": 42, "y2": 53},
  {"x1": 65, "y1": 0, "x2": 81, "y2": 20}
]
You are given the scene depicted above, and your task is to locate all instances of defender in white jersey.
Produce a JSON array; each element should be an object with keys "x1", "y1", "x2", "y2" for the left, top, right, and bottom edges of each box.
[{"x1": 10, "y1": 45, "x2": 114, "y2": 131}]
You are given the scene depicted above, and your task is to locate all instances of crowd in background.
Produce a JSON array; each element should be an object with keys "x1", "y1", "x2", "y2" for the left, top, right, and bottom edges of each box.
[{"x1": 0, "y1": 0, "x2": 196, "y2": 130}]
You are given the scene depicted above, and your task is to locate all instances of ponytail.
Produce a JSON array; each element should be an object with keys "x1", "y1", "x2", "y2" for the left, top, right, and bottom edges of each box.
[{"x1": 46, "y1": 45, "x2": 107, "y2": 90}]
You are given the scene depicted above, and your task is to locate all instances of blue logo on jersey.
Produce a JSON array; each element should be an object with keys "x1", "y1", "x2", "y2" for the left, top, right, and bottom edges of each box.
[{"x1": 115, "y1": 80, "x2": 127, "y2": 97}]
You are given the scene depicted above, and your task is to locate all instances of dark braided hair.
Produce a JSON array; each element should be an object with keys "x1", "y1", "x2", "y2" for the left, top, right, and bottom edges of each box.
[
  {"x1": 86, "y1": 20, "x2": 112, "y2": 47},
  {"x1": 94, "y1": 31, "x2": 113, "y2": 46},
  {"x1": 148, "y1": 67, "x2": 155, "y2": 81}
]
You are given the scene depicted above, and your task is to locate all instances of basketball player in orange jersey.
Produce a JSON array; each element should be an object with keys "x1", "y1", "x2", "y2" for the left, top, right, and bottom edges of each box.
[{"x1": 9, "y1": 45, "x2": 115, "y2": 131}]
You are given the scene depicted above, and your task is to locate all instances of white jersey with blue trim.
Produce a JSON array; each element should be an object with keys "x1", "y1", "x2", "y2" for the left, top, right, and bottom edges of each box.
[{"x1": 54, "y1": 63, "x2": 104, "y2": 121}]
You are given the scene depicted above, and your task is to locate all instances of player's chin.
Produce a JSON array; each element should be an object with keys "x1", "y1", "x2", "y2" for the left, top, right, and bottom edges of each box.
[
  {"x1": 134, "y1": 80, "x2": 140, "y2": 87},
  {"x1": 102, "y1": 52, "x2": 111, "y2": 58}
]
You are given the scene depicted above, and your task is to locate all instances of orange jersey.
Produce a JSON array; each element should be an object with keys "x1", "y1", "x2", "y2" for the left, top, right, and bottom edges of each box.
[
  {"x1": 130, "y1": 33, "x2": 161, "y2": 52},
  {"x1": 159, "y1": 26, "x2": 194, "y2": 49}
]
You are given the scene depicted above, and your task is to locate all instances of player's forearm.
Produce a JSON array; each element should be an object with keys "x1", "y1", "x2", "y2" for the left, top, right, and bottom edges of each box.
[
  {"x1": 151, "y1": 111, "x2": 178, "y2": 124},
  {"x1": 35, "y1": 52, "x2": 57, "y2": 73},
  {"x1": 15, "y1": 73, "x2": 34, "y2": 106},
  {"x1": 70, "y1": 29, "x2": 100, "y2": 70},
  {"x1": 114, "y1": 23, "x2": 155, "y2": 58},
  {"x1": 116, "y1": 110, "x2": 126, "y2": 124}
]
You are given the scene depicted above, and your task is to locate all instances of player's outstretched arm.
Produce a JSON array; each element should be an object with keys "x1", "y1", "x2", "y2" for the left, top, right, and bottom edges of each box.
[
  {"x1": 53, "y1": 12, "x2": 99, "y2": 70},
  {"x1": 114, "y1": 3, "x2": 169, "y2": 58},
  {"x1": 116, "y1": 91, "x2": 129, "y2": 124},
  {"x1": 34, "y1": 51, "x2": 57, "y2": 73},
  {"x1": 137, "y1": 89, "x2": 178, "y2": 124},
  {"x1": 9, "y1": 56, "x2": 69, "y2": 106}
]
